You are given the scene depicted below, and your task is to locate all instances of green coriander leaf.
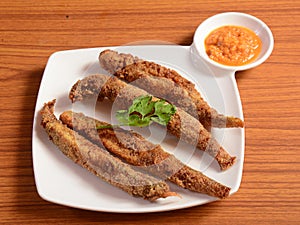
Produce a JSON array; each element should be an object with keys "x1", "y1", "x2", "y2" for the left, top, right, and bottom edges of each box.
[
  {"x1": 116, "y1": 109, "x2": 128, "y2": 114},
  {"x1": 127, "y1": 114, "x2": 140, "y2": 125},
  {"x1": 97, "y1": 95, "x2": 176, "y2": 130},
  {"x1": 150, "y1": 116, "x2": 167, "y2": 126},
  {"x1": 115, "y1": 110, "x2": 130, "y2": 125},
  {"x1": 129, "y1": 95, "x2": 154, "y2": 117},
  {"x1": 127, "y1": 114, "x2": 152, "y2": 127},
  {"x1": 153, "y1": 100, "x2": 176, "y2": 125}
]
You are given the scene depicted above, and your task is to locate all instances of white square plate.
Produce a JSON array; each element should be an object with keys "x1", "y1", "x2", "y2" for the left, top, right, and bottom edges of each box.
[{"x1": 32, "y1": 45, "x2": 244, "y2": 213}]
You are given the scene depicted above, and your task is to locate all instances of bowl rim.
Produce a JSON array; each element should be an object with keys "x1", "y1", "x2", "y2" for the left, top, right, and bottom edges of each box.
[{"x1": 193, "y1": 12, "x2": 274, "y2": 71}]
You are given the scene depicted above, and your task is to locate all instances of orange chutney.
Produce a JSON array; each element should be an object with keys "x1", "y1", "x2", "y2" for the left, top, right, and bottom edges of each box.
[{"x1": 205, "y1": 25, "x2": 262, "y2": 66}]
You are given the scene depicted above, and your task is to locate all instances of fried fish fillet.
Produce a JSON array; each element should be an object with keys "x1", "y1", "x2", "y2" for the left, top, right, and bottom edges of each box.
[
  {"x1": 99, "y1": 49, "x2": 244, "y2": 129},
  {"x1": 60, "y1": 110, "x2": 231, "y2": 198},
  {"x1": 40, "y1": 99, "x2": 178, "y2": 201},
  {"x1": 69, "y1": 74, "x2": 236, "y2": 170}
]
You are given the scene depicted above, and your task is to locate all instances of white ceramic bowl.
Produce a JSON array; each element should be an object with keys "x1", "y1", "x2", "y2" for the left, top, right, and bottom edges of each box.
[{"x1": 193, "y1": 12, "x2": 274, "y2": 71}]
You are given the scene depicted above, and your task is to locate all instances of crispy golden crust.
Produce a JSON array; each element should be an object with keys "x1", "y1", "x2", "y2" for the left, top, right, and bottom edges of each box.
[
  {"x1": 69, "y1": 74, "x2": 236, "y2": 170},
  {"x1": 60, "y1": 111, "x2": 231, "y2": 198},
  {"x1": 40, "y1": 99, "x2": 177, "y2": 201},
  {"x1": 99, "y1": 49, "x2": 244, "y2": 128},
  {"x1": 99, "y1": 49, "x2": 142, "y2": 74}
]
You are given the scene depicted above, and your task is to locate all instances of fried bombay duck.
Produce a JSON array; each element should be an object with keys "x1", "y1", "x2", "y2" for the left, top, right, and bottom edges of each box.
[
  {"x1": 69, "y1": 74, "x2": 236, "y2": 170},
  {"x1": 99, "y1": 49, "x2": 244, "y2": 129},
  {"x1": 40, "y1": 99, "x2": 178, "y2": 201},
  {"x1": 60, "y1": 110, "x2": 231, "y2": 199}
]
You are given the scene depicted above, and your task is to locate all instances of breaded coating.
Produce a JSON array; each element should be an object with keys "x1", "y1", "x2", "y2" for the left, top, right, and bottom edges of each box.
[
  {"x1": 99, "y1": 49, "x2": 244, "y2": 128},
  {"x1": 99, "y1": 49, "x2": 142, "y2": 74},
  {"x1": 60, "y1": 111, "x2": 231, "y2": 198},
  {"x1": 40, "y1": 99, "x2": 178, "y2": 201},
  {"x1": 69, "y1": 74, "x2": 236, "y2": 170}
]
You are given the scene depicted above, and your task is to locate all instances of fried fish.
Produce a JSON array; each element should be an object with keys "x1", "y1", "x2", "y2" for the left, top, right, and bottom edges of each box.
[
  {"x1": 40, "y1": 99, "x2": 178, "y2": 201},
  {"x1": 60, "y1": 110, "x2": 231, "y2": 198},
  {"x1": 69, "y1": 74, "x2": 236, "y2": 170},
  {"x1": 99, "y1": 49, "x2": 244, "y2": 129}
]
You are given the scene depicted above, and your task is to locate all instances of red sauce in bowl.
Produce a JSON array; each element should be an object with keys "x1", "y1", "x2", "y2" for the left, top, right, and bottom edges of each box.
[{"x1": 205, "y1": 25, "x2": 262, "y2": 66}]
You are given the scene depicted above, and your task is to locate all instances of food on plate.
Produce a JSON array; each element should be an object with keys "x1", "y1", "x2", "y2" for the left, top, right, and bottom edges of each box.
[
  {"x1": 205, "y1": 25, "x2": 262, "y2": 66},
  {"x1": 40, "y1": 99, "x2": 178, "y2": 201},
  {"x1": 98, "y1": 49, "x2": 244, "y2": 129},
  {"x1": 69, "y1": 74, "x2": 236, "y2": 170},
  {"x1": 60, "y1": 110, "x2": 231, "y2": 199},
  {"x1": 99, "y1": 50, "x2": 142, "y2": 74},
  {"x1": 110, "y1": 95, "x2": 177, "y2": 128}
]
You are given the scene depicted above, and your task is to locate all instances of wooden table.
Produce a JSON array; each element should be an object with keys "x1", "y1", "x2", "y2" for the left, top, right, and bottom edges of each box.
[{"x1": 1, "y1": 0, "x2": 299, "y2": 224}]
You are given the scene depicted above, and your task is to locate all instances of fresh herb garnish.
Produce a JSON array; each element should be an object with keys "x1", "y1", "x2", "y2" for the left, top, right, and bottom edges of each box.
[{"x1": 97, "y1": 95, "x2": 176, "y2": 129}]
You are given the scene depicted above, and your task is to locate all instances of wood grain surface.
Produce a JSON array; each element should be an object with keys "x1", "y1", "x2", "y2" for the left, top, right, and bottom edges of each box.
[{"x1": 0, "y1": 0, "x2": 299, "y2": 224}]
